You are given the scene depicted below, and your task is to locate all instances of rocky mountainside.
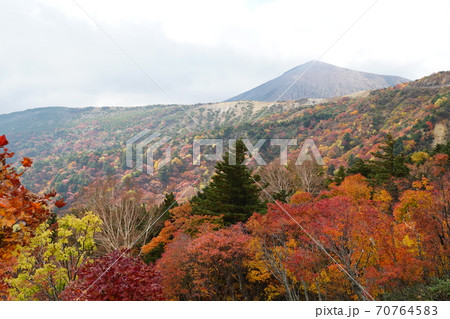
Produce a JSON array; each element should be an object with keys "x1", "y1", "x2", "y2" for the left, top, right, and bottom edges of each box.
[{"x1": 226, "y1": 61, "x2": 409, "y2": 102}]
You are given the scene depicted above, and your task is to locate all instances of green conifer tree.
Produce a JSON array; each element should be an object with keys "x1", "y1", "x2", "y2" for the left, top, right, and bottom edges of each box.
[
  {"x1": 370, "y1": 133, "x2": 409, "y2": 183},
  {"x1": 348, "y1": 158, "x2": 373, "y2": 178},
  {"x1": 191, "y1": 139, "x2": 265, "y2": 225},
  {"x1": 161, "y1": 192, "x2": 178, "y2": 217},
  {"x1": 369, "y1": 133, "x2": 410, "y2": 202},
  {"x1": 333, "y1": 166, "x2": 348, "y2": 186}
]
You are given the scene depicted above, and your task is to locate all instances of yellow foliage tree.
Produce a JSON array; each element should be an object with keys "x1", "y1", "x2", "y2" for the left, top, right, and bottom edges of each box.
[{"x1": 7, "y1": 212, "x2": 102, "y2": 300}]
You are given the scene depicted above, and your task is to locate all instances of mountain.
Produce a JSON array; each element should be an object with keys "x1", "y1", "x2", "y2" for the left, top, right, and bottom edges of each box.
[
  {"x1": 226, "y1": 61, "x2": 409, "y2": 102},
  {"x1": 1, "y1": 71, "x2": 448, "y2": 209}
]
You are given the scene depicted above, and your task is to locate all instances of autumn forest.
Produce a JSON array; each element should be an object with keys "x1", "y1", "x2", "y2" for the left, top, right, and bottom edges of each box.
[{"x1": 0, "y1": 71, "x2": 449, "y2": 301}]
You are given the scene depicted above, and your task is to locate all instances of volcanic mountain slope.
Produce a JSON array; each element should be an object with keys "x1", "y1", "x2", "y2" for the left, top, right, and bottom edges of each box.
[
  {"x1": 226, "y1": 60, "x2": 409, "y2": 102},
  {"x1": 0, "y1": 71, "x2": 448, "y2": 209}
]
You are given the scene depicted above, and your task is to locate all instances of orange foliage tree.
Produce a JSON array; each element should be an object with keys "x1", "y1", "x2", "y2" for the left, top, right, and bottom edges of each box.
[
  {"x1": 157, "y1": 224, "x2": 252, "y2": 300},
  {"x1": 0, "y1": 135, "x2": 58, "y2": 298},
  {"x1": 141, "y1": 203, "x2": 222, "y2": 261},
  {"x1": 247, "y1": 175, "x2": 393, "y2": 300}
]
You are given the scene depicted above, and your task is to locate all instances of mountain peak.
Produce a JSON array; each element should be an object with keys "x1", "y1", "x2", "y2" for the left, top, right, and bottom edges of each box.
[
  {"x1": 226, "y1": 61, "x2": 409, "y2": 102},
  {"x1": 282, "y1": 60, "x2": 342, "y2": 75}
]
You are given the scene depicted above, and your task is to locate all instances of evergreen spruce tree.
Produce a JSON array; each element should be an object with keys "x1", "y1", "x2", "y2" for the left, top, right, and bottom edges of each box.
[
  {"x1": 161, "y1": 192, "x2": 178, "y2": 214},
  {"x1": 370, "y1": 133, "x2": 409, "y2": 183},
  {"x1": 272, "y1": 189, "x2": 294, "y2": 203},
  {"x1": 368, "y1": 133, "x2": 410, "y2": 202},
  {"x1": 431, "y1": 141, "x2": 450, "y2": 157},
  {"x1": 191, "y1": 138, "x2": 265, "y2": 225},
  {"x1": 333, "y1": 166, "x2": 348, "y2": 186},
  {"x1": 348, "y1": 158, "x2": 373, "y2": 178},
  {"x1": 142, "y1": 192, "x2": 178, "y2": 264},
  {"x1": 158, "y1": 191, "x2": 178, "y2": 223}
]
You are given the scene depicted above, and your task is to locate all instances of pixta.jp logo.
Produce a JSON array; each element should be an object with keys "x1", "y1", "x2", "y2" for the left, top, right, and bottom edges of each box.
[
  {"x1": 126, "y1": 129, "x2": 171, "y2": 175},
  {"x1": 126, "y1": 130, "x2": 324, "y2": 175}
]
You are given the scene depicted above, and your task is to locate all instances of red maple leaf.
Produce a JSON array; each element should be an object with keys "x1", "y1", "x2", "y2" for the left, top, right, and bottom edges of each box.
[
  {"x1": 55, "y1": 199, "x2": 66, "y2": 208},
  {"x1": 0, "y1": 135, "x2": 8, "y2": 147},
  {"x1": 21, "y1": 157, "x2": 33, "y2": 168}
]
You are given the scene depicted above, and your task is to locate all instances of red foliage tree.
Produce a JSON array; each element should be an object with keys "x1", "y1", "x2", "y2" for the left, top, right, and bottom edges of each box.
[
  {"x1": 0, "y1": 135, "x2": 56, "y2": 298},
  {"x1": 60, "y1": 250, "x2": 164, "y2": 301},
  {"x1": 156, "y1": 231, "x2": 198, "y2": 300},
  {"x1": 157, "y1": 224, "x2": 251, "y2": 300},
  {"x1": 141, "y1": 202, "x2": 222, "y2": 255},
  {"x1": 247, "y1": 175, "x2": 393, "y2": 300}
]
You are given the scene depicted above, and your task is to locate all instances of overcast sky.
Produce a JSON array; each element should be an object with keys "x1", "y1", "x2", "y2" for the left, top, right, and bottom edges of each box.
[{"x1": 1, "y1": 0, "x2": 449, "y2": 115}]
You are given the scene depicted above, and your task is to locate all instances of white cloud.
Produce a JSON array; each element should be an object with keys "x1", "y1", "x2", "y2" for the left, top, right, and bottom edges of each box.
[{"x1": 1, "y1": 0, "x2": 449, "y2": 114}]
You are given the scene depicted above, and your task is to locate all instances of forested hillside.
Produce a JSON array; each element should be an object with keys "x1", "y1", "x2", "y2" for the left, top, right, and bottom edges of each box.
[
  {"x1": 1, "y1": 72, "x2": 448, "y2": 208},
  {"x1": 0, "y1": 71, "x2": 449, "y2": 301}
]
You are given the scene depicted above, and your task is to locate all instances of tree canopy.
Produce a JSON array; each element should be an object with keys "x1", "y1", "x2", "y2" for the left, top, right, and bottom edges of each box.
[{"x1": 192, "y1": 138, "x2": 265, "y2": 225}]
